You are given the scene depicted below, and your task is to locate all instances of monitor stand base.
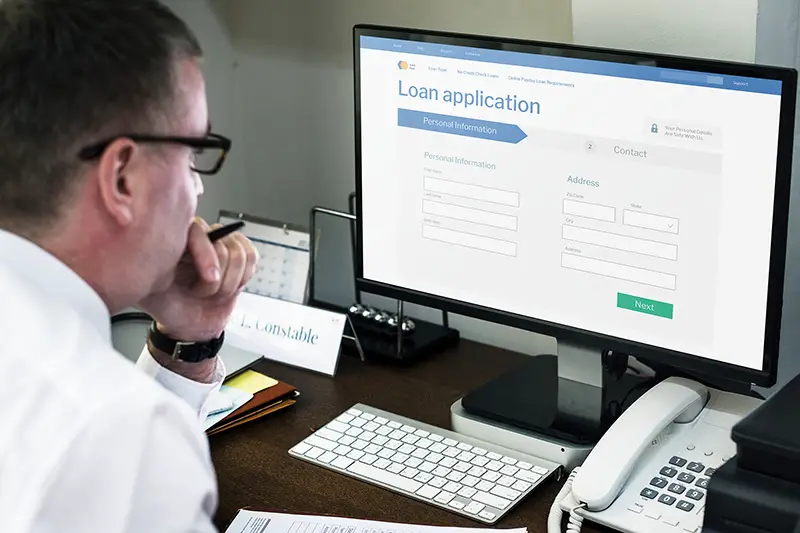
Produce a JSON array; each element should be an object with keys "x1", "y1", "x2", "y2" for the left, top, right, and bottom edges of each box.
[
  {"x1": 450, "y1": 396, "x2": 593, "y2": 472},
  {"x1": 450, "y1": 343, "x2": 649, "y2": 471}
]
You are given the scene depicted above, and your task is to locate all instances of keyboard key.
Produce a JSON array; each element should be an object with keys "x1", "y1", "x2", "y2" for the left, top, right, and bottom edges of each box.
[
  {"x1": 514, "y1": 470, "x2": 541, "y2": 484},
  {"x1": 433, "y1": 466, "x2": 450, "y2": 477},
  {"x1": 449, "y1": 500, "x2": 466, "y2": 510},
  {"x1": 387, "y1": 462, "x2": 405, "y2": 474},
  {"x1": 491, "y1": 485, "x2": 521, "y2": 500},
  {"x1": 464, "y1": 501, "x2": 485, "y2": 515},
  {"x1": 332, "y1": 456, "x2": 354, "y2": 469},
  {"x1": 478, "y1": 510, "x2": 496, "y2": 521},
  {"x1": 498, "y1": 476, "x2": 516, "y2": 487},
  {"x1": 405, "y1": 457, "x2": 423, "y2": 468},
  {"x1": 476, "y1": 480, "x2": 494, "y2": 492},
  {"x1": 291, "y1": 442, "x2": 311, "y2": 455},
  {"x1": 444, "y1": 438, "x2": 458, "y2": 446},
  {"x1": 458, "y1": 486, "x2": 477, "y2": 499},
  {"x1": 365, "y1": 444, "x2": 382, "y2": 455},
  {"x1": 351, "y1": 418, "x2": 367, "y2": 428},
  {"x1": 360, "y1": 413, "x2": 375, "y2": 421},
  {"x1": 651, "y1": 477, "x2": 668, "y2": 488},
  {"x1": 501, "y1": 457, "x2": 517, "y2": 465},
  {"x1": 376, "y1": 426, "x2": 392, "y2": 436},
  {"x1": 428, "y1": 434, "x2": 444, "y2": 442},
  {"x1": 531, "y1": 466, "x2": 549, "y2": 475},
  {"x1": 417, "y1": 438, "x2": 433, "y2": 449},
  {"x1": 386, "y1": 440, "x2": 402, "y2": 450},
  {"x1": 347, "y1": 408, "x2": 362, "y2": 416},
  {"x1": 337, "y1": 413, "x2": 354, "y2": 424},
  {"x1": 446, "y1": 471, "x2": 466, "y2": 482},
  {"x1": 486, "y1": 460, "x2": 504, "y2": 471},
  {"x1": 483, "y1": 471, "x2": 501, "y2": 482},
  {"x1": 500, "y1": 465, "x2": 519, "y2": 476},
  {"x1": 319, "y1": 451, "x2": 337, "y2": 464},
  {"x1": 472, "y1": 448, "x2": 488, "y2": 456},
  {"x1": 401, "y1": 467, "x2": 419, "y2": 479},
  {"x1": 468, "y1": 466, "x2": 487, "y2": 477},
  {"x1": 390, "y1": 430, "x2": 406, "y2": 440},
  {"x1": 430, "y1": 477, "x2": 447, "y2": 488},
  {"x1": 462, "y1": 475, "x2": 479, "y2": 487},
  {"x1": 306, "y1": 435, "x2": 338, "y2": 452},
  {"x1": 347, "y1": 450, "x2": 365, "y2": 461},
  {"x1": 457, "y1": 442, "x2": 473, "y2": 451},
  {"x1": 419, "y1": 462, "x2": 436, "y2": 473},
  {"x1": 339, "y1": 436, "x2": 356, "y2": 446},
  {"x1": 346, "y1": 427, "x2": 363, "y2": 438},
  {"x1": 512, "y1": 480, "x2": 531, "y2": 492},
  {"x1": 454, "y1": 462, "x2": 471, "y2": 473},
  {"x1": 390, "y1": 453, "x2": 409, "y2": 464},
  {"x1": 377, "y1": 449, "x2": 394, "y2": 459},
  {"x1": 440, "y1": 458, "x2": 458, "y2": 468},
  {"x1": 414, "y1": 429, "x2": 430, "y2": 438},
  {"x1": 402, "y1": 434, "x2": 420, "y2": 445},
  {"x1": 677, "y1": 500, "x2": 695, "y2": 512},
  {"x1": 416, "y1": 485, "x2": 440, "y2": 499},
  {"x1": 487, "y1": 452, "x2": 502, "y2": 460},
  {"x1": 429, "y1": 443, "x2": 447, "y2": 453},
  {"x1": 414, "y1": 472, "x2": 433, "y2": 483},
  {"x1": 516, "y1": 461, "x2": 532, "y2": 470},
  {"x1": 360, "y1": 432, "x2": 376, "y2": 442},
  {"x1": 398, "y1": 444, "x2": 415, "y2": 454},
  {"x1": 434, "y1": 491, "x2": 455, "y2": 504},
  {"x1": 444, "y1": 481, "x2": 462, "y2": 493},
  {"x1": 687, "y1": 462, "x2": 705, "y2": 473},
  {"x1": 348, "y1": 461, "x2": 423, "y2": 493},
  {"x1": 374, "y1": 458, "x2": 391, "y2": 469},
  {"x1": 412, "y1": 448, "x2": 429, "y2": 459},
  {"x1": 444, "y1": 447, "x2": 460, "y2": 458},
  {"x1": 402, "y1": 425, "x2": 416, "y2": 433},
  {"x1": 678, "y1": 472, "x2": 696, "y2": 484},
  {"x1": 473, "y1": 491, "x2": 511, "y2": 510},
  {"x1": 427, "y1": 453, "x2": 444, "y2": 464},
  {"x1": 360, "y1": 454, "x2": 378, "y2": 465},
  {"x1": 457, "y1": 451, "x2": 476, "y2": 462},
  {"x1": 352, "y1": 440, "x2": 368, "y2": 450},
  {"x1": 696, "y1": 478, "x2": 709, "y2": 489},
  {"x1": 327, "y1": 421, "x2": 349, "y2": 434},
  {"x1": 375, "y1": 416, "x2": 389, "y2": 425},
  {"x1": 387, "y1": 421, "x2": 402, "y2": 429},
  {"x1": 471, "y1": 456, "x2": 490, "y2": 467},
  {"x1": 669, "y1": 456, "x2": 688, "y2": 467},
  {"x1": 306, "y1": 447, "x2": 323, "y2": 459}
]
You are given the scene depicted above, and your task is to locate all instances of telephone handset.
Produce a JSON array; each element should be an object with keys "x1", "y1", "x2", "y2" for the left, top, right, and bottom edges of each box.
[{"x1": 549, "y1": 376, "x2": 710, "y2": 533}]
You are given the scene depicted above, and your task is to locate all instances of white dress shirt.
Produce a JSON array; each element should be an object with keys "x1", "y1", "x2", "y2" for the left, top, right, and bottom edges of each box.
[{"x1": 0, "y1": 229, "x2": 226, "y2": 533}]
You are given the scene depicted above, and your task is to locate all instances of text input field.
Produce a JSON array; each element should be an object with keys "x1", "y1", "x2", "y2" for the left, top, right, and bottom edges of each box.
[
  {"x1": 422, "y1": 199, "x2": 518, "y2": 230},
  {"x1": 563, "y1": 199, "x2": 616, "y2": 222},
  {"x1": 424, "y1": 176, "x2": 520, "y2": 207},
  {"x1": 423, "y1": 225, "x2": 517, "y2": 256},
  {"x1": 561, "y1": 253, "x2": 677, "y2": 290},
  {"x1": 562, "y1": 225, "x2": 678, "y2": 260}
]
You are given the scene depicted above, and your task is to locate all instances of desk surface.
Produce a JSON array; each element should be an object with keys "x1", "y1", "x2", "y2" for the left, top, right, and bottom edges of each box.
[{"x1": 209, "y1": 339, "x2": 604, "y2": 532}]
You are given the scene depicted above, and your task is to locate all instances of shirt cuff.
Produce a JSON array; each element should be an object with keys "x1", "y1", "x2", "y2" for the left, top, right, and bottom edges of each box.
[{"x1": 135, "y1": 346, "x2": 226, "y2": 420}]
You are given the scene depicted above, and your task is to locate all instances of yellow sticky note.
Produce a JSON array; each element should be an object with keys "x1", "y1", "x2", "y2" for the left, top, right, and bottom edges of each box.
[{"x1": 226, "y1": 370, "x2": 278, "y2": 395}]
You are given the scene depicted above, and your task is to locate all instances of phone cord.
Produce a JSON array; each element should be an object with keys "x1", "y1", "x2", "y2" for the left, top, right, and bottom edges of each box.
[{"x1": 547, "y1": 467, "x2": 585, "y2": 533}]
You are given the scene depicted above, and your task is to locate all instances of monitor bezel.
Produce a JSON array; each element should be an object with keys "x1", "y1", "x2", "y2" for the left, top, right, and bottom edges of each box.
[{"x1": 352, "y1": 24, "x2": 796, "y2": 388}]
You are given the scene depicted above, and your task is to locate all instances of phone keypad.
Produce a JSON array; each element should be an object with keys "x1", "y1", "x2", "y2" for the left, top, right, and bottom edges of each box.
[{"x1": 633, "y1": 452, "x2": 719, "y2": 530}]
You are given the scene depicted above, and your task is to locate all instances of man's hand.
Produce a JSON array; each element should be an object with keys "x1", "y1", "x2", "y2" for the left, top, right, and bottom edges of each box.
[{"x1": 139, "y1": 218, "x2": 259, "y2": 343}]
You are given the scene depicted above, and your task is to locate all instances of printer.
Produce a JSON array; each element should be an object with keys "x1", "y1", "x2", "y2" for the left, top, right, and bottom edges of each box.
[{"x1": 703, "y1": 372, "x2": 800, "y2": 533}]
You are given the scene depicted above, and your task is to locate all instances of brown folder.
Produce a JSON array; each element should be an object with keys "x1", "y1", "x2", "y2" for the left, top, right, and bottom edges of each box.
[{"x1": 206, "y1": 379, "x2": 299, "y2": 436}]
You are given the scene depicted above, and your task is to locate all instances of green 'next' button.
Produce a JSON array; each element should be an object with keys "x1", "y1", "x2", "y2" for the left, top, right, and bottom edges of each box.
[{"x1": 617, "y1": 293, "x2": 673, "y2": 319}]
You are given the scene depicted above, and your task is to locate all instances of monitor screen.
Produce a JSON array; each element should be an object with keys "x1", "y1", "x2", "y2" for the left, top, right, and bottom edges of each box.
[{"x1": 355, "y1": 27, "x2": 795, "y2": 383}]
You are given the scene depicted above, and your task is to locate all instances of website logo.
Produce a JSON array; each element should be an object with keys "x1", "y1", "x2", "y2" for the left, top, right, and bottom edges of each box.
[{"x1": 397, "y1": 60, "x2": 415, "y2": 71}]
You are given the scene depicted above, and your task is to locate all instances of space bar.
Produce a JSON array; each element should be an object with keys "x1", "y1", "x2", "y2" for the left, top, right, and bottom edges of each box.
[{"x1": 347, "y1": 462, "x2": 423, "y2": 493}]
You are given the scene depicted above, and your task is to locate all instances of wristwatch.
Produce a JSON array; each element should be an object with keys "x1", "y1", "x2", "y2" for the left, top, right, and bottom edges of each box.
[{"x1": 148, "y1": 322, "x2": 225, "y2": 362}]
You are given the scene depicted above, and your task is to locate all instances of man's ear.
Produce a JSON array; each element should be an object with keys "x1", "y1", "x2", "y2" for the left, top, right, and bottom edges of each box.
[{"x1": 95, "y1": 138, "x2": 142, "y2": 228}]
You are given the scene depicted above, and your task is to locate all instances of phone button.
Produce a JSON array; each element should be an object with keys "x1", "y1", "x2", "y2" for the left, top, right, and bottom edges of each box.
[
  {"x1": 686, "y1": 489, "x2": 704, "y2": 501},
  {"x1": 668, "y1": 483, "x2": 686, "y2": 494},
  {"x1": 677, "y1": 472, "x2": 696, "y2": 483},
  {"x1": 650, "y1": 477, "x2": 668, "y2": 488},
  {"x1": 686, "y1": 462, "x2": 705, "y2": 473},
  {"x1": 669, "y1": 456, "x2": 687, "y2": 467},
  {"x1": 658, "y1": 494, "x2": 677, "y2": 506},
  {"x1": 660, "y1": 466, "x2": 678, "y2": 477},
  {"x1": 677, "y1": 500, "x2": 696, "y2": 512},
  {"x1": 640, "y1": 488, "x2": 658, "y2": 499},
  {"x1": 696, "y1": 478, "x2": 709, "y2": 489}
]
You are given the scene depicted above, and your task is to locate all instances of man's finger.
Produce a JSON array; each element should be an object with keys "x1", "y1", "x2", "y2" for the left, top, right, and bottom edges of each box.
[
  {"x1": 219, "y1": 238, "x2": 247, "y2": 298},
  {"x1": 186, "y1": 220, "x2": 221, "y2": 284}
]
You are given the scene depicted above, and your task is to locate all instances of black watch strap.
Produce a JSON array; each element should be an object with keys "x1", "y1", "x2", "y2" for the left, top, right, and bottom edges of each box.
[{"x1": 148, "y1": 322, "x2": 224, "y2": 363}]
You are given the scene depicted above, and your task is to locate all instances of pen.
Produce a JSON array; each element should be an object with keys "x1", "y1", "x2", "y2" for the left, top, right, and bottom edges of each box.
[{"x1": 208, "y1": 220, "x2": 245, "y2": 242}]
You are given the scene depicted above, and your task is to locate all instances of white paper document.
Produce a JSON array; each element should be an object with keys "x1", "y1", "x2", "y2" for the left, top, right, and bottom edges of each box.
[{"x1": 225, "y1": 510, "x2": 526, "y2": 533}]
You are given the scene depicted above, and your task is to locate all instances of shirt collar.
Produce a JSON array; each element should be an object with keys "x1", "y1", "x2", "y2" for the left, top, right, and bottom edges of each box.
[{"x1": 0, "y1": 229, "x2": 112, "y2": 343}]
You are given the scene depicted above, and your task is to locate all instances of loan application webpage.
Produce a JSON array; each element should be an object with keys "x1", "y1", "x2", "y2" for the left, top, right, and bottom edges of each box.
[{"x1": 358, "y1": 36, "x2": 783, "y2": 370}]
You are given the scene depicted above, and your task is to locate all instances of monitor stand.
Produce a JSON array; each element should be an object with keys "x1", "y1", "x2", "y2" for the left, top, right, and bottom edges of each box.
[{"x1": 450, "y1": 339, "x2": 647, "y2": 471}]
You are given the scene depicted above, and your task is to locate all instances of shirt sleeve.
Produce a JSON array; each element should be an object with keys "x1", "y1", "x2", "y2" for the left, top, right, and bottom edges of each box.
[
  {"x1": 135, "y1": 346, "x2": 226, "y2": 420},
  {"x1": 32, "y1": 389, "x2": 219, "y2": 533}
]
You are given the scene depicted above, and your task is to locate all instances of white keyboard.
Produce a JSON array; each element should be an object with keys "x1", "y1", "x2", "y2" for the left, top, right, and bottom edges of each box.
[{"x1": 289, "y1": 404, "x2": 560, "y2": 524}]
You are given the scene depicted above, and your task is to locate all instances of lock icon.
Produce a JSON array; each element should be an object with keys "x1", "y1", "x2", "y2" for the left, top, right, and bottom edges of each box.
[{"x1": 651, "y1": 123, "x2": 659, "y2": 133}]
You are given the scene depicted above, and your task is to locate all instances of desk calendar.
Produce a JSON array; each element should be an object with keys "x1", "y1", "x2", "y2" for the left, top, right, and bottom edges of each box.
[{"x1": 218, "y1": 210, "x2": 312, "y2": 304}]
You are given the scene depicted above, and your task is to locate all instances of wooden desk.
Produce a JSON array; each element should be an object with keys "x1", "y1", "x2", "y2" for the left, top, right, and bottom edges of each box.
[{"x1": 209, "y1": 340, "x2": 604, "y2": 532}]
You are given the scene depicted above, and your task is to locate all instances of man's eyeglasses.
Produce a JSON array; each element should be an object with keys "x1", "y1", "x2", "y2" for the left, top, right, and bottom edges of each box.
[{"x1": 78, "y1": 132, "x2": 232, "y2": 175}]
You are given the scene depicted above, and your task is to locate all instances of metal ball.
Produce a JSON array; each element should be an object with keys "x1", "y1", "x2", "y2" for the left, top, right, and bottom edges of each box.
[
  {"x1": 373, "y1": 311, "x2": 391, "y2": 324},
  {"x1": 348, "y1": 303, "x2": 364, "y2": 315},
  {"x1": 361, "y1": 306, "x2": 377, "y2": 319},
  {"x1": 387, "y1": 314, "x2": 399, "y2": 327},
  {"x1": 401, "y1": 319, "x2": 416, "y2": 333}
]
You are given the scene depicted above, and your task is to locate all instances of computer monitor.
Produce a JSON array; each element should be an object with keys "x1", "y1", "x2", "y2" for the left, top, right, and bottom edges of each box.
[{"x1": 353, "y1": 25, "x2": 796, "y2": 400}]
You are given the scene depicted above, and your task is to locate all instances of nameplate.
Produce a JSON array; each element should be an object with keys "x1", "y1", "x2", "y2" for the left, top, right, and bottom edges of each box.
[{"x1": 225, "y1": 292, "x2": 346, "y2": 376}]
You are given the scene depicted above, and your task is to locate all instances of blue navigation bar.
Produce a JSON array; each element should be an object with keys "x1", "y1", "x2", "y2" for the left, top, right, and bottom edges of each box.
[
  {"x1": 398, "y1": 108, "x2": 528, "y2": 144},
  {"x1": 361, "y1": 36, "x2": 783, "y2": 96}
]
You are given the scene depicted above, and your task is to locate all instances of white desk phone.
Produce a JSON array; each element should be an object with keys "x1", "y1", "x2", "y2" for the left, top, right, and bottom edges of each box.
[{"x1": 548, "y1": 376, "x2": 762, "y2": 533}]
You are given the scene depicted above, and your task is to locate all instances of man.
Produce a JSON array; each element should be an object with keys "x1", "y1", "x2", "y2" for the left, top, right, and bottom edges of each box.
[{"x1": 0, "y1": 1, "x2": 258, "y2": 531}]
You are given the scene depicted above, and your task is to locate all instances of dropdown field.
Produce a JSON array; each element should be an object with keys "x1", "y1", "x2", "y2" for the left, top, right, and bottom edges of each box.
[{"x1": 622, "y1": 209, "x2": 680, "y2": 234}]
